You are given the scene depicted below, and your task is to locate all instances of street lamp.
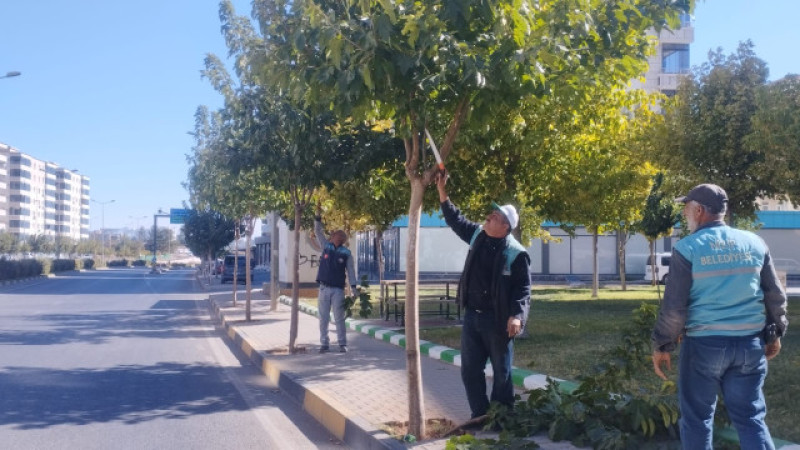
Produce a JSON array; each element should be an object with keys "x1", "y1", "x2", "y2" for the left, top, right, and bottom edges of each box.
[
  {"x1": 0, "y1": 71, "x2": 21, "y2": 79},
  {"x1": 92, "y1": 199, "x2": 115, "y2": 267}
]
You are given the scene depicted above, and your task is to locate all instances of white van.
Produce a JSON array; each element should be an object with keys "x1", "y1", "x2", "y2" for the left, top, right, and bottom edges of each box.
[{"x1": 644, "y1": 252, "x2": 672, "y2": 284}]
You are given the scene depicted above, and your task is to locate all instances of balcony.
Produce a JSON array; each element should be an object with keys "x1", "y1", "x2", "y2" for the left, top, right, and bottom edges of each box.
[
  {"x1": 659, "y1": 73, "x2": 687, "y2": 90},
  {"x1": 659, "y1": 25, "x2": 694, "y2": 45}
]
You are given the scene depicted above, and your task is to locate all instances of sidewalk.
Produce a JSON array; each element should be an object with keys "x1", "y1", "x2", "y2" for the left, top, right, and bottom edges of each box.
[{"x1": 205, "y1": 284, "x2": 579, "y2": 449}]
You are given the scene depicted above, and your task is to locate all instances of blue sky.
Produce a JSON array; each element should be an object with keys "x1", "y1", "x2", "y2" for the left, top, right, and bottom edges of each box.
[{"x1": 1, "y1": 1, "x2": 797, "y2": 231}]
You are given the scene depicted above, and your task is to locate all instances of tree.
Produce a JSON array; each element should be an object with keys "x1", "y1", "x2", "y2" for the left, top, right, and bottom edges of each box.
[
  {"x1": 54, "y1": 236, "x2": 77, "y2": 258},
  {"x1": 144, "y1": 227, "x2": 175, "y2": 255},
  {"x1": 182, "y1": 209, "x2": 236, "y2": 273},
  {"x1": 209, "y1": 0, "x2": 406, "y2": 349},
  {"x1": 256, "y1": 0, "x2": 692, "y2": 436},
  {"x1": 656, "y1": 41, "x2": 772, "y2": 222},
  {"x1": 0, "y1": 232, "x2": 17, "y2": 255},
  {"x1": 199, "y1": 49, "x2": 283, "y2": 316},
  {"x1": 637, "y1": 173, "x2": 680, "y2": 299},
  {"x1": 747, "y1": 74, "x2": 800, "y2": 205}
]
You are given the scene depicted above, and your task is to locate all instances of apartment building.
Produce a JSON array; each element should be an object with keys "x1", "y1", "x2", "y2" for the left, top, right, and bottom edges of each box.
[
  {"x1": 632, "y1": 12, "x2": 694, "y2": 97},
  {"x1": 0, "y1": 142, "x2": 90, "y2": 240}
]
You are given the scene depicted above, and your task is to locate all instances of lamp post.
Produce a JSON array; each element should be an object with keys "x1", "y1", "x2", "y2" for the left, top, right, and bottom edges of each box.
[
  {"x1": 92, "y1": 199, "x2": 115, "y2": 267},
  {"x1": 0, "y1": 71, "x2": 21, "y2": 79}
]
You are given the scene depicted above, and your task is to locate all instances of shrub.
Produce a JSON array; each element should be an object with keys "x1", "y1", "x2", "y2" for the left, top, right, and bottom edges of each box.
[
  {"x1": 83, "y1": 258, "x2": 95, "y2": 269},
  {"x1": 108, "y1": 259, "x2": 129, "y2": 267},
  {"x1": 0, "y1": 258, "x2": 44, "y2": 280},
  {"x1": 51, "y1": 259, "x2": 77, "y2": 272},
  {"x1": 40, "y1": 258, "x2": 53, "y2": 275},
  {"x1": 132, "y1": 259, "x2": 147, "y2": 267}
]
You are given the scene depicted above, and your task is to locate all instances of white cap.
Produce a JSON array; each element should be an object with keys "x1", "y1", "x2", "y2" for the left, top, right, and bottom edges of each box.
[{"x1": 491, "y1": 202, "x2": 519, "y2": 230}]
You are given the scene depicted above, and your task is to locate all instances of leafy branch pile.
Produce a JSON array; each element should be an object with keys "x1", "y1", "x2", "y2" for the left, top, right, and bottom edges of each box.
[
  {"x1": 451, "y1": 304, "x2": 686, "y2": 449},
  {"x1": 344, "y1": 275, "x2": 373, "y2": 319}
]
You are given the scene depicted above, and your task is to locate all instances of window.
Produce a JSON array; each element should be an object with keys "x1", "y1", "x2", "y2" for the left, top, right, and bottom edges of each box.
[
  {"x1": 10, "y1": 181, "x2": 31, "y2": 191},
  {"x1": 10, "y1": 208, "x2": 30, "y2": 216},
  {"x1": 10, "y1": 155, "x2": 32, "y2": 167},
  {"x1": 662, "y1": 44, "x2": 690, "y2": 74},
  {"x1": 679, "y1": 12, "x2": 691, "y2": 28},
  {"x1": 10, "y1": 220, "x2": 31, "y2": 229},
  {"x1": 10, "y1": 169, "x2": 31, "y2": 179},
  {"x1": 46, "y1": 189, "x2": 56, "y2": 198},
  {"x1": 10, "y1": 194, "x2": 31, "y2": 204}
]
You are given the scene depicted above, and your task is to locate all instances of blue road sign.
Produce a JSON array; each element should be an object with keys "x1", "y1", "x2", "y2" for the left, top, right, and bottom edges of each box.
[{"x1": 170, "y1": 208, "x2": 190, "y2": 224}]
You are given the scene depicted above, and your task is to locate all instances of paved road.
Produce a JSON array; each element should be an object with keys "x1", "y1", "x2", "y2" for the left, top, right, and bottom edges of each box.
[{"x1": 0, "y1": 268, "x2": 345, "y2": 449}]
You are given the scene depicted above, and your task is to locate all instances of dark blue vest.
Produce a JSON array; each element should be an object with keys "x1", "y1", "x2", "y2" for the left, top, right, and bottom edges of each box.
[{"x1": 316, "y1": 243, "x2": 351, "y2": 288}]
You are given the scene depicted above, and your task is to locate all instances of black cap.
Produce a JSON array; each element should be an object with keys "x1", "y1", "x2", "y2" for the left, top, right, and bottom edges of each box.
[{"x1": 676, "y1": 184, "x2": 728, "y2": 214}]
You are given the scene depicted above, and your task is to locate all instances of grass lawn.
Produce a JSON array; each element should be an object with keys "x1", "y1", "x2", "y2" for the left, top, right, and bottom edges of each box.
[{"x1": 415, "y1": 285, "x2": 800, "y2": 443}]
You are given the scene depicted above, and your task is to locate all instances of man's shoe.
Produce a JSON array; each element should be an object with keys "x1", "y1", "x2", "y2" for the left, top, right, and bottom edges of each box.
[
  {"x1": 339, "y1": 345, "x2": 348, "y2": 353},
  {"x1": 319, "y1": 346, "x2": 330, "y2": 353}
]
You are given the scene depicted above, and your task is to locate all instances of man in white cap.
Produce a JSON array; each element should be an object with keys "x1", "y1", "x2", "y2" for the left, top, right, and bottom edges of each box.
[
  {"x1": 436, "y1": 170, "x2": 531, "y2": 422},
  {"x1": 652, "y1": 183, "x2": 788, "y2": 449}
]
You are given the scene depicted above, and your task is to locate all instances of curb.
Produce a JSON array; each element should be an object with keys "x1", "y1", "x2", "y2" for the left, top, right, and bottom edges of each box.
[
  {"x1": 278, "y1": 295, "x2": 799, "y2": 449},
  {"x1": 208, "y1": 298, "x2": 405, "y2": 450}
]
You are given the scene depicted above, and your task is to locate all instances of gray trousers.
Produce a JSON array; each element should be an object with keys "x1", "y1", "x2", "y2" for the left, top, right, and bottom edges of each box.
[{"x1": 318, "y1": 284, "x2": 346, "y2": 347}]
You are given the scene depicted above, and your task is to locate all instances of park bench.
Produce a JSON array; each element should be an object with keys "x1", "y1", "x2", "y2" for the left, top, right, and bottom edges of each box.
[{"x1": 380, "y1": 279, "x2": 461, "y2": 326}]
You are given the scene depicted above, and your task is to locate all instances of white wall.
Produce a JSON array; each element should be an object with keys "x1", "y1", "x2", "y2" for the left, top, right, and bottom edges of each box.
[
  {"x1": 399, "y1": 227, "x2": 469, "y2": 272},
  {"x1": 277, "y1": 220, "x2": 320, "y2": 285}
]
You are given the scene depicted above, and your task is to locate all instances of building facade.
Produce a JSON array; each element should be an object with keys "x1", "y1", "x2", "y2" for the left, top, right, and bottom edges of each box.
[
  {"x1": 632, "y1": 12, "x2": 694, "y2": 97},
  {"x1": 0, "y1": 142, "x2": 90, "y2": 240}
]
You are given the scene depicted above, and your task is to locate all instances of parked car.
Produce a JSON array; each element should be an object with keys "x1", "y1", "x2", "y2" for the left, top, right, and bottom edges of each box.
[
  {"x1": 220, "y1": 255, "x2": 254, "y2": 284},
  {"x1": 644, "y1": 252, "x2": 671, "y2": 284}
]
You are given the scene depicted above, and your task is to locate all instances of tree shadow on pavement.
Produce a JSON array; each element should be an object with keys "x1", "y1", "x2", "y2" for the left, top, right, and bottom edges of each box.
[
  {"x1": 0, "y1": 300, "x2": 211, "y2": 346},
  {"x1": 0, "y1": 362, "x2": 252, "y2": 429}
]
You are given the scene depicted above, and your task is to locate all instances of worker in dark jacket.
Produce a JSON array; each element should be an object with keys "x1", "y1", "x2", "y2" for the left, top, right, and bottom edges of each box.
[
  {"x1": 315, "y1": 208, "x2": 357, "y2": 354},
  {"x1": 436, "y1": 170, "x2": 531, "y2": 419}
]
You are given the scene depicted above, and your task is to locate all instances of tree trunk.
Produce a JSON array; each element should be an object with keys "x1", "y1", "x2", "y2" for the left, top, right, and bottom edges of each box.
[
  {"x1": 376, "y1": 229, "x2": 385, "y2": 287},
  {"x1": 289, "y1": 204, "x2": 303, "y2": 353},
  {"x1": 649, "y1": 239, "x2": 656, "y2": 285},
  {"x1": 206, "y1": 250, "x2": 213, "y2": 285},
  {"x1": 649, "y1": 239, "x2": 663, "y2": 301},
  {"x1": 245, "y1": 216, "x2": 255, "y2": 322},
  {"x1": 591, "y1": 229, "x2": 599, "y2": 298},
  {"x1": 405, "y1": 180, "x2": 426, "y2": 439},
  {"x1": 618, "y1": 230, "x2": 627, "y2": 291},
  {"x1": 232, "y1": 224, "x2": 240, "y2": 307},
  {"x1": 270, "y1": 211, "x2": 280, "y2": 311}
]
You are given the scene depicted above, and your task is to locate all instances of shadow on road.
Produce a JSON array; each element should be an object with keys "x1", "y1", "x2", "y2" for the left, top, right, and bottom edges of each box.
[{"x1": 0, "y1": 362, "x2": 252, "y2": 429}]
